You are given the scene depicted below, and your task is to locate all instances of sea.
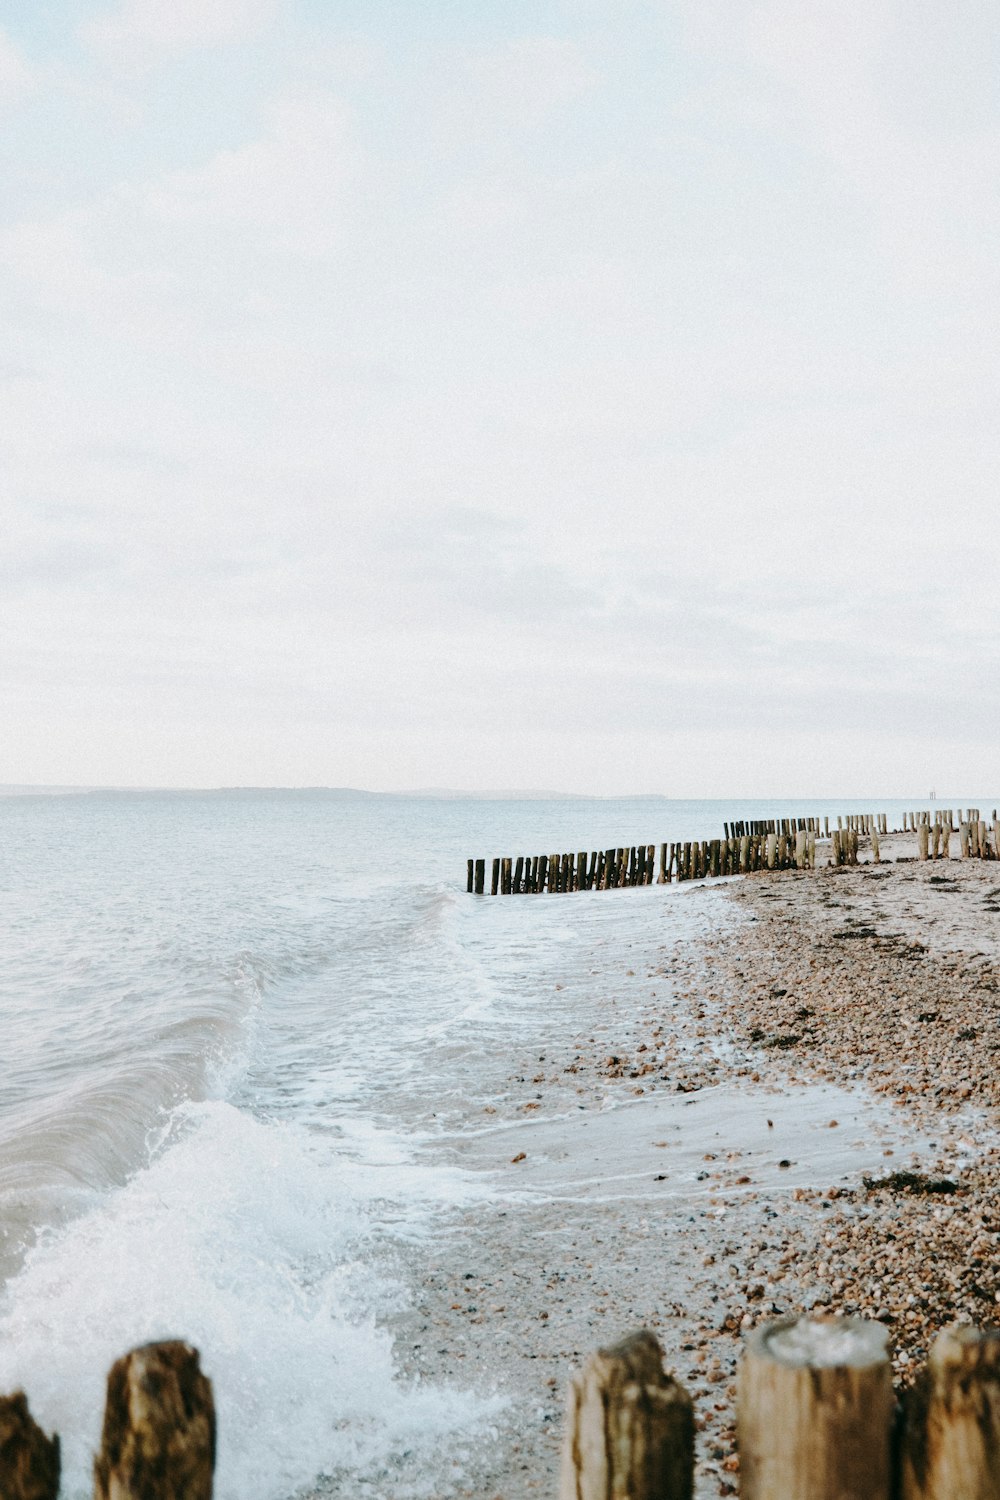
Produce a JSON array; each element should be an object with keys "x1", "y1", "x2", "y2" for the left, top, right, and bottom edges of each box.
[{"x1": 0, "y1": 789, "x2": 967, "y2": 1496}]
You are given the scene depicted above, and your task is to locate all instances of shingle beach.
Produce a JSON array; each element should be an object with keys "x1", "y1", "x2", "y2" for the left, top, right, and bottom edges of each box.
[{"x1": 328, "y1": 832, "x2": 1000, "y2": 1499}]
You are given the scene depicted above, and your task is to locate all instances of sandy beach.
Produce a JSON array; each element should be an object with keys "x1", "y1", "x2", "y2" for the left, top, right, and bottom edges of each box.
[{"x1": 332, "y1": 833, "x2": 1000, "y2": 1499}]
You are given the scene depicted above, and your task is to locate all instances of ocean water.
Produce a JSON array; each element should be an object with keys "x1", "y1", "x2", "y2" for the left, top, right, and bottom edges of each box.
[{"x1": 0, "y1": 789, "x2": 974, "y2": 1496}]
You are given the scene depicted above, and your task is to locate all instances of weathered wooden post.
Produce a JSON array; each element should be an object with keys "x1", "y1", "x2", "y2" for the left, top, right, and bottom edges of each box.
[
  {"x1": 559, "y1": 1330, "x2": 694, "y2": 1500},
  {"x1": 737, "y1": 1315, "x2": 894, "y2": 1500},
  {"x1": 795, "y1": 829, "x2": 807, "y2": 868},
  {"x1": 0, "y1": 1392, "x2": 60, "y2": 1500},
  {"x1": 94, "y1": 1340, "x2": 215, "y2": 1500},
  {"x1": 931, "y1": 825, "x2": 941, "y2": 860},
  {"x1": 807, "y1": 829, "x2": 816, "y2": 868},
  {"x1": 941, "y1": 826, "x2": 951, "y2": 860},
  {"x1": 501, "y1": 857, "x2": 511, "y2": 894},
  {"x1": 978, "y1": 821, "x2": 988, "y2": 860},
  {"x1": 766, "y1": 832, "x2": 777, "y2": 869},
  {"x1": 491, "y1": 858, "x2": 500, "y2": 895},
  {"x1": 960, "y1": 823, "x2": 971, "y2": 858},
  {"x1": 871, "y1": 827, "x2": 880, "y2": 863},
  {"x1": 474, "y1": 858, "x2": 485, "y2": 895},
  {"x1": 919, "y1": 824, "x2": 930, "y2": 861},
  {"x1": 900, "y1": 1324, "x2": 1000, "y2": 1500},
  {"x1": 658, "y1": 843, "x2": 668, "y2": 883},
  {"x1": 467, "y1": 859, "x2": 474, "y2": 893},
  {"x1": 513, "y1": 856, "x2": 524, "y2": 893}
]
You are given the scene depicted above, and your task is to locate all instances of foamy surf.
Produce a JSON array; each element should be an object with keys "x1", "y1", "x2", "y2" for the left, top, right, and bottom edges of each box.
[{"x1": 0, "y1": 1100, "x2": 501, "y2": 1500}]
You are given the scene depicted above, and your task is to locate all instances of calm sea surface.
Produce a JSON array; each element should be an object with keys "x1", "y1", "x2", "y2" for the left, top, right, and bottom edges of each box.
[{"x1": 0, "y1": 790, "x2": 973, "y2": 1496}]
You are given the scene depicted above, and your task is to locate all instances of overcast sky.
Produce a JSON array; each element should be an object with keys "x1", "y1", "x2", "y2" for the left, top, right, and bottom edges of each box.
[{"x1": 2, "y1": 1, "x2": 998, "y2": 795}]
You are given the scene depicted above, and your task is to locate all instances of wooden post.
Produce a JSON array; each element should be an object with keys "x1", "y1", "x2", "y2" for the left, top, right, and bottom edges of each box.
[
  {"x1": 94, "y1": 1341, "x2": 215, "y2": 1500},
  {"x1": 931, "y1": 825, "x2": 941, "y2": 860},
  {"x1": 501, "y1": 857, "x2": 512, "y2": 894},
  {"x1": 960, "y1": 823, "x2": 970, "y2": 858},
  {"x1": 795, "y1": 830, "x2": 807, "y2": 869},
  {"x1": 871, "y1": 827, "x2": 880, "y2": 863},
  {"x1": 978, "y1": 821, "x2": 988, "y2": 860},
  {"x1": 513, "y1": 855, "x2": 524, "y2": 893},
  {"x1": 941, "y1": 826, "x2": 951, "y2": 860},
  {"x1": 740, "y1": 835, "x2": 750, "y2": 872},
  {"x1": 647, "y1": 844, "x2": 655, "y2": 884},
  {"x1": 467, "y1": 859, "x2": 474, "y2": 893},
  {"x1": 659, "y1": 842, "x2": 668, "y2": 883},
  {"x1": 766, "y1": 832, "x2": 777, "y2": 869},
  {"x1": 918, "y1": 824, "x2": 930, "y2": 861},
  {"x1": 474, "y1": 858, "x2": 485, "y2": 895},
  {"x1": 559, "y1": 1330, "x2": 694, "y2": 1500},
  {"x1": 901, "y1": 1324, "x2": 1000, "y2": 1500},
  {"x1": 738, "y1": 1315, "x2": 894, "y2": 1500},
  {"x1": 0, "y1": 1392, "x2": 60, "y2": 1500}
]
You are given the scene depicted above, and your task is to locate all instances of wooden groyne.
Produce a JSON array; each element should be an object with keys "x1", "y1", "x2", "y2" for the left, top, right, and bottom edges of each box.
[
  {"x1": 467, "y1": 808, "x2": 1000, "y2": 891},
  {"x1": 560, "y1": 1317, "x2": 1000, "y2": 1500},
  {"x1": 6, "y1": 1316, "x2": 998, "y2": 1498}
]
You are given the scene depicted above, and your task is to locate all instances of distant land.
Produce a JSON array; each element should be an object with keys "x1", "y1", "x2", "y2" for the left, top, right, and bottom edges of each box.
[{"x1": 0, "y1": 784, "x2": 607, "y2": 800}]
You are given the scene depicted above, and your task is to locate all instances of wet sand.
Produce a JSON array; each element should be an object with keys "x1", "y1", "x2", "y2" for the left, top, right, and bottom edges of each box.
[{"x1": 313, "y1": 835, "x2": 1000, "y2": 1499}]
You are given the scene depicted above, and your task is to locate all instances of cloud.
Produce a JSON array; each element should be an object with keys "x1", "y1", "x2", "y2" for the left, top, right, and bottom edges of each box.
[
  {"x1": 0, "y1": 27, "x2": 34, "y2": 105},
  {"x1": 81, "y1": 0, "x2": 277, "y2": 71},
  {"x1": 144, "y1": 92, "x2": 355, "y2": 256}
]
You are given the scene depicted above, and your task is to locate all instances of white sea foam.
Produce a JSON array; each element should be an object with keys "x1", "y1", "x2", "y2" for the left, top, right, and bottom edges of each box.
[{"x1": 0, "y1": 1100, "x2": 499, "y2": 1500}]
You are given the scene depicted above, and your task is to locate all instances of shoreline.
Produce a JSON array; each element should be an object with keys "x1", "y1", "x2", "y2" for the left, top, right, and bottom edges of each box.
[{"x1": 309, "y1": 836, "x2": 1000, "y2": 1499}]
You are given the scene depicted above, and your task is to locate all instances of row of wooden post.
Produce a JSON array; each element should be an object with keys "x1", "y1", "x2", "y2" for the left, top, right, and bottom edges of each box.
[
  {"x1": 468, "y1": 807, "x2": 1000, "y2": 893},
  {"x1": 903, "y1": 808, "x2": 994, "y2": 831},
  {"x1": 468, "y1": 830, "x2": 824, "y2": 895},
  {"x1": 724, "y1": 814, "x2": 890, "y2": 839},
  {"x1": 560, "y1": 1316, "x2": 1000, "y2": 1500},
  {"x1": 6, "y1": 1320, "x2": 997, "y2": 1499},
  {"x1": 0, "y1": 1340, "x2": 214, "y2": 1499}
]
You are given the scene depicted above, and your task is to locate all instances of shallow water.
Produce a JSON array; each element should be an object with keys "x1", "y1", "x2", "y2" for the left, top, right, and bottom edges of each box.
[{"x1": 0, "y1": 789, "x2": 984, "y2": 1496}]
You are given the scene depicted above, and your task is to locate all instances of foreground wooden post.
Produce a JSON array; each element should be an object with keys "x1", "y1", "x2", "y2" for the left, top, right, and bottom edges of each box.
[
  {"x1": 901, "y1": 1324, "x2": 1000, "y2": 1500},
  {"x1": 474, "y1": 858, "x2": 485, "y2": 895},
  {"x1": 919, "y1": 824, "x2": 930, "y2": 861},
  {"x1": 94, "y1": 1341, "x2": 215, "y2": 1500},
  {"x1": 737, "y1": 1315, "x2": 894, "y2": 1500},
  {"x1": 559, "y1": 1330, "x2": 693, "y2": 1500},
  {"x1": 0, "y1": 1392, "x2": 60, "y2": 1500}
]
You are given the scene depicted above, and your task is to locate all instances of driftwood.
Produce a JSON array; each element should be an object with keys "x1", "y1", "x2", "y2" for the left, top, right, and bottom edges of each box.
[
  {"x1": 559, "y1": 1330, "x2": 693, "y2": 1500},
  {"x1": 0, "y1": 1392, "x2": 60, "y2": 1500},
  {"x1": 94, "y1": 1341, "x2": 215, "y2": 1500}
]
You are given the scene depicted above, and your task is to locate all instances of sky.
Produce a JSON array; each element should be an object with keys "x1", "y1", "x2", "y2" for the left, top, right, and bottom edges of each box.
[{"x1": 2, "y1": 0, "x2": 999, "y2": 796}]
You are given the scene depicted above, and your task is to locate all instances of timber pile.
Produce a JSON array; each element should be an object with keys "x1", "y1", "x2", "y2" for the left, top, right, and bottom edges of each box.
[
  {"x1": 5, "y1": 1315, "x2": 997, "y2": 1497},
  {"x1": 469, "y1": 805, "x2": 1000, "y2": 892},
  {"x1": 560, "y1": 1316, "x2": 1000, "y2": 1500}
]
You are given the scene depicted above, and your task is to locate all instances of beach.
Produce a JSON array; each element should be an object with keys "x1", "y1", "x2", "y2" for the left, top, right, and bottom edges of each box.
[
  {"x1": 3, "y1": 796, "x2": 999, "y2": 1499},
  {"x1": 342, "y1": 832, "x2": 1000, "y2": 1499}
]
